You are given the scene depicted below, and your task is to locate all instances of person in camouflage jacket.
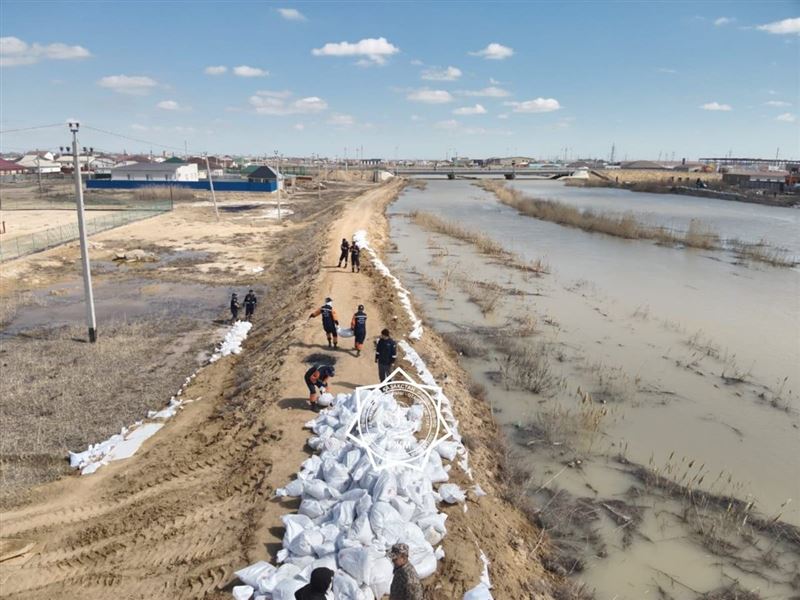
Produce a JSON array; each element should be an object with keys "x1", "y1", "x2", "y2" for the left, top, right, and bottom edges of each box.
[{"x1": 389, "y1": 543, "x2": 424, "y2": 600}]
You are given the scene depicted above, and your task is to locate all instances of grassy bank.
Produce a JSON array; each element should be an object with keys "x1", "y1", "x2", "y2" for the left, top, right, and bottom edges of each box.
[{"x1": 477, "y1": 181, "x2": 797, "y2": 268}]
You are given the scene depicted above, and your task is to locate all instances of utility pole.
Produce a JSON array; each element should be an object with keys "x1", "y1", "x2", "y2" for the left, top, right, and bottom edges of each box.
[
  {"x1": 69, "y1": 122, "x2": 97, "y2": 343},
  {"x1": 204, "y1": 153, "x2": 219, "y2": 221},
  {"x1": 274, "y1": 150, "x2": 282, "y2": 222},
  {"x1": 36, "y1": 150, "x2": 42, "y2": 194}
]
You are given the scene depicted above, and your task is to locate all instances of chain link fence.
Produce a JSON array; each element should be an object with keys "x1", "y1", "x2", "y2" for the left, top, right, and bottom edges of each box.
[{"x1": 0, "y1": 202, "x2": 171, "y2": 262}]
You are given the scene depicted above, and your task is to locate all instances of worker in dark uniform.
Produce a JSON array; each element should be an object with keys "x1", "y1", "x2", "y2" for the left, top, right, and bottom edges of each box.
[
  {"x1": 351, "y1": 304, "x2": 367, "y2": 356},
  {"x1": 308, "y1": 297, "x2": 339, "y2": 348},
  {"x1": 304, "y1": 364, "x2": 335, "y2": 410},
  {"x1": 350, "y1": 241, "x2": 361, "y2": 273},
  {"x1": 243, "y1": 289, "x2": 258, "y2": 321},
  {"x1": 337, "y1": 238, "x2": 350, "y2": 268},
  {"x1": 375, "y1": 328, "x2": 397, "y2": 381},
  {"x1": 229, "y1": 293, "x2": 240, "y2": 322}
]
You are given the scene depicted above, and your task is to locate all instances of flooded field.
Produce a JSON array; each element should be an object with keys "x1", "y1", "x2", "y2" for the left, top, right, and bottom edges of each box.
[{"x1": 386, "y1": 180, "x2": 800, "y2": 598}]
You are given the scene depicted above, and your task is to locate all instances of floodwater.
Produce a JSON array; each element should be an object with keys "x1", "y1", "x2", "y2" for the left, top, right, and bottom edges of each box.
[{"x1": 386, "y1": 180, "x2": 800, "y2": 599}]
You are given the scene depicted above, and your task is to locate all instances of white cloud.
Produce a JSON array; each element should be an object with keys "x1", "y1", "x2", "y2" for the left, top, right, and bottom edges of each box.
[
  {"x1": 714, "y1": 17, "x2": 733, "y2": 26},
  {"x1": 497, "y1": 113, "x2": 509, "y2": 120},
  {"x1": 312, "y1": 37, "x2": 399, "y2": 65},
  {"x1": 757, "y1": 17, "x2": 800, "y2": 35},
  {"x1": 421, "y1": 66, "x2": 462, "y2": 81},
  {"x1": 410, "y1": 114, "x2": 421, "y2": 121},
  {"x1": 410, "y1": 59, "x2": 424, "y2": 66},
  {"x1": 98, "y1": 74, "x2": 158, "y2": 95},
  {"x1": 489, "y1": 78, "x2": 501, "y2": 85},
  {"x1": 435, "y1": 119, "x2": 460, "y2": 130},
  {"x1": 328, "y1": 113, "x2": 355, "y2": 126},
  {"x1": 278, "y1": 7, "x2": 306, "y2": 21},
  {"x1": 294, "y1": 123, "x2": 305, "y2": 130},
  {"x1": 453, "y1": 104, "x2": 487, "y2": 115},
  {"x1": 469, "y1": 42, "x2": 514, "y2": 60},
  {"x1": 1, "y1": 36, "x2": 91, "y2": 67},
  {"x1": 249, "y1": 91, "x2": 328, "y2": 115},
  {"x1": 658, "y1": 67, "x2": 678, "y2": 74},
  {"x1": 765, "y1": 100, "x2": 791, "y2": 107},
  {"x1": 204, "y1": 65, "x2": 227, "y2": 75},
  {"x1": 407, "y1": 89, "x2": 454, "y2": 103},
  {"x1": 234, "y1": 65, "x2": 268, "y2": 77},
  {"x1": 701, "y1": 101, "x2": 732, "y2": 111},
  {"x1": 776, "y1": 113, "x2": 797, "y2": 122},
  {"x1": 505, "y1": 97, "x2": 561, "y2": 113},
  {"x1": 131, "y1": 123, "x2": 149, "y2": 131},
  {"x1": 461, "y1": 86, "x2": 511, "y2": 97},
  {"x1": 156, "y1": 100, "x2": 181, "y2": 110}
]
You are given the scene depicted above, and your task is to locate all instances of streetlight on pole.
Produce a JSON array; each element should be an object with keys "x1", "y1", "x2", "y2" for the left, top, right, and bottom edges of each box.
[{"x1": 69, "y1": 121, "x2": 97, "y2": 343}]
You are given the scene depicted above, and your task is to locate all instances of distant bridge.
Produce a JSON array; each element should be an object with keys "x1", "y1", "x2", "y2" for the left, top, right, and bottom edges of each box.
[{"x1": 389, "y1": 167, "x2": 573, "y2": 179}]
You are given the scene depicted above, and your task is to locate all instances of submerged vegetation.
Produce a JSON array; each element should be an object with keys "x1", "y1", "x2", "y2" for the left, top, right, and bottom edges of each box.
[{"x1": 477, "y1": 181, "x2": 798, "y2": 268}]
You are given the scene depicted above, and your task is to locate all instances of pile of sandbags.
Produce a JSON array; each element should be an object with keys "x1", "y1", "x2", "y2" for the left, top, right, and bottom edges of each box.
[{"x1": 235, "y1": 391, "x2": 465, "y2": 599}]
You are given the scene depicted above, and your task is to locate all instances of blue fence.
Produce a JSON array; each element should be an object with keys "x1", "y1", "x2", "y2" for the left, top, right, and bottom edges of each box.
[{"x1": 86, "y1": 179, "x2": 277, "y2": 192}]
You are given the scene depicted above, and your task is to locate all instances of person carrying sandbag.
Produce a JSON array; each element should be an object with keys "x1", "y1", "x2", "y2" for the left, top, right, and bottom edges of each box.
[{"x1": 389, "y1": 543, "x2": 424, "y2": 600}]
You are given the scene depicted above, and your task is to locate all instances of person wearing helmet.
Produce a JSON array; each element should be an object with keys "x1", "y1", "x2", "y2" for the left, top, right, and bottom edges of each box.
[
  {"x1": 337, "y1": 238, "x2": 350, "y2": 268},
  {"x1": 243, "y1": 289, "x2": 258, "y2": 321},
  {"x1": 351, "y1": 304, "x2": 367, "y2": 356},
  {"x1": 304, "y1": 364, "x2": 335, "y2": 410},
  {"x1": 308, "y1": 297, "x2": 339, "y2": 348},
  {"x1": 229, "y1": 292, "x2": 240, "y2": 322}
]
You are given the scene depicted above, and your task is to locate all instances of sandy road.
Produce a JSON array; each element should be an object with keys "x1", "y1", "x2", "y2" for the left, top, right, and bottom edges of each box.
[{"x1": 0, "y1": 178, "x2": 557, "y2": 599}]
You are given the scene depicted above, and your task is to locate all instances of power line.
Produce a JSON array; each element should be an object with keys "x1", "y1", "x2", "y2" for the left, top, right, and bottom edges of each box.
[
  {"x1": 0, "y1": 123, "x2": 64, "y2": 135},
  {"x1": 81, "y1": 125, "x2": 191, "y2": 153}
]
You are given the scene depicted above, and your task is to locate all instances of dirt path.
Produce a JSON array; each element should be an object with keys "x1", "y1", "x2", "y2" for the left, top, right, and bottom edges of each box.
[{"x1": 0, "y1": 179, "x2": 561, "y2": 599}]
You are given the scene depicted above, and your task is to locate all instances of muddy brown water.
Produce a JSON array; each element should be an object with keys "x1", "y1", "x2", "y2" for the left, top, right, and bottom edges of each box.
[{"x1": 387, "y1": 180, "x2": 800, "y2": 599}]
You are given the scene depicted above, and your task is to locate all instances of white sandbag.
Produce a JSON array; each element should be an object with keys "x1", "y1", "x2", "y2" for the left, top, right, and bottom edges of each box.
[
  {"x1": 463, "y1": 583, "x2": 494, "y2": 600},
  {"x1": 367, "y1": 556, "x2": 394, "y2": 599},
  {"x1": 438, "y1": 483, "x2": 466, "y2": 504},
  {"x1": 416, "y1": 512, "x2": 448, "y2": 535},
  {"x1": 276, "y1": 549, "x2": 289, "y2": 563},
  {"x1": 311, "y1": 554, "x2": 338, "y2": 572},
  {"x1": 423, "y1": 451, "x2": 449, "y2": 483},
  {"x1": 389, "y1": 496, "x2": 415, "y2": 521},
  {"x1": 322, "y1": 458, "x2": 351, "y2": 492},
  {"x1": 333, "y1": 570, "x2": 365, "y2": 600},
  {"x1": 271, "y1": 576, "x2": 306, "y2": 600},
  {"x1": 288, "y1": 528, "x2": 324, "y2": 556},
  {"x1": 339, "y1": 546, "x2": 383, "y2": 586},
  {"x1": 435, "y1": 545, "x2": 445, "y2": 560},
  {"x1": 435, "y1": 440, "x2": 460, "y2": 461},
  {"x1": 258, "y1": 563, "x2": 301, "y2": 594},
  {"x1": 232, "y1": 585, "x2": 254, "y2": 600},
  {"x1": 234, "y1": 561, "x2": 274, "y2": 589},
  {"x1": 299, "y1": 497, "x2": 333, "y2": 520},
  {"x1": 282, "y1": 514, "x2": 313, "y2": 545},
  {"x1": 372, "y1": 471, "x2": 398, "y2": 503},
  {"x1": 317, "y1": 392, "x2": 335, "y2": 407},
  {"x1": 304, "y1": 478, "x2": 333, "y2": 500},
  {"x1": 410, "y1": 543, "x2": 438, "y2": 579},
  {"x1": 337, "y1": 327, "x2": 355, "y2": 338},
  {"x1": 350, "y1": 513, "x2": 374, "y2": 545},
  {"x1": 472, "y1": 484, "x2": 487, "y2": 497},
  {"x1": 331, "y1": 500, "x2": 357, "y2": 528},
  {"x1": 277, "y1": 478, "x2": 304, "y2": 497},
  {"x1": 284, "y1": 555, "x2": 315, "y2": 570},
  {"x1": 368, "y1": 502, "x2": 403, "y2": 537}
]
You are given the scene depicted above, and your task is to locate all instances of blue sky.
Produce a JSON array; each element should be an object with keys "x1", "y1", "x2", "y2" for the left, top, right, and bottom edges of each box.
[{"x1": 1, "y1": 1, "x2": 798, "y2": 160}]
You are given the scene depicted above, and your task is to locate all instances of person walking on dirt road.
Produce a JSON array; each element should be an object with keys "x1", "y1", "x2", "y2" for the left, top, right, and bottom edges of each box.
[
  {"x1": 350, "y1": 241, "x2": 361, "y2": 273},
  {"x1": 243, "y1": 289, "x2": 258, "y2": 321},
  {"x1": 304, "y1": 364, "x2": 335, "y2": 410},
  {"x1": 309, "y1": 297, "x2": 339, "y2": 348},
  {"x1": 375, "y1": 328, "x2": 397, "y2": 381},
  {"x1": 295, "y1": 566, "x2": 334, "y2": 600},
  {"x1": 388, "y1": 543, "x2": 424, "y2": 600},
  {"x1": 229, "y1": 293, "x2": 240, "y2": 322},
  {"x1": 337, "y1": 238, "x2": 350, "y2": 268},
  {"x1": 351, "y1": 304, "x2": 367, "y2": 356}
]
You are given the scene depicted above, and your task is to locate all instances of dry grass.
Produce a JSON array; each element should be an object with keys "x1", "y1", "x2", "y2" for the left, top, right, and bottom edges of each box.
[
  {"x1": 0, "y1": 317, "x2": 210, "y2": 496},
  {"x1": 441, "y1": 331, "x2": 488, "y2": 358},
  {"x1": 409, "y1": 209, "x2": 549, "y2": 274},
  {"x1": 494, "y1": 340, "x2": 565, "y2": 395},
  {"x1": 134, "y1": 186, "x2": 196, "y2": 202},
  {"x1": 479, "y1": 181, "x2": 797, "y2": 268}
]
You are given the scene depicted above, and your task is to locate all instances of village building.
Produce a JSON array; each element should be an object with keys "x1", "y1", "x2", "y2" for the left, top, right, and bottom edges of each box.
[{"x1": 110, "y1": 161, "x2": 199, "y2": 182}]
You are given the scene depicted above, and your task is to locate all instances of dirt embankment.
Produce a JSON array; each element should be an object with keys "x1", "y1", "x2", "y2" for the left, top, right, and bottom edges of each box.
[{"x1": 0, "y1": 179, "x2": 568, "y2": 599}]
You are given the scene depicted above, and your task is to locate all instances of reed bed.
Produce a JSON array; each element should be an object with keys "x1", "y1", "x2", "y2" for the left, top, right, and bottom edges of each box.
[
  {"x1": 478, "y1": 181, "x2": 798, "y2": 268},
  {"x1": 408, "y1": 209, "x2": 549, "y2": 274}
]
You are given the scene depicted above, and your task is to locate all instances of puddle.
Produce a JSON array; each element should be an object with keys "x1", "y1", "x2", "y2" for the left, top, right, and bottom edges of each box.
[{"x1": 1, "y1": 278, "x2": 237, "y2": 336}]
